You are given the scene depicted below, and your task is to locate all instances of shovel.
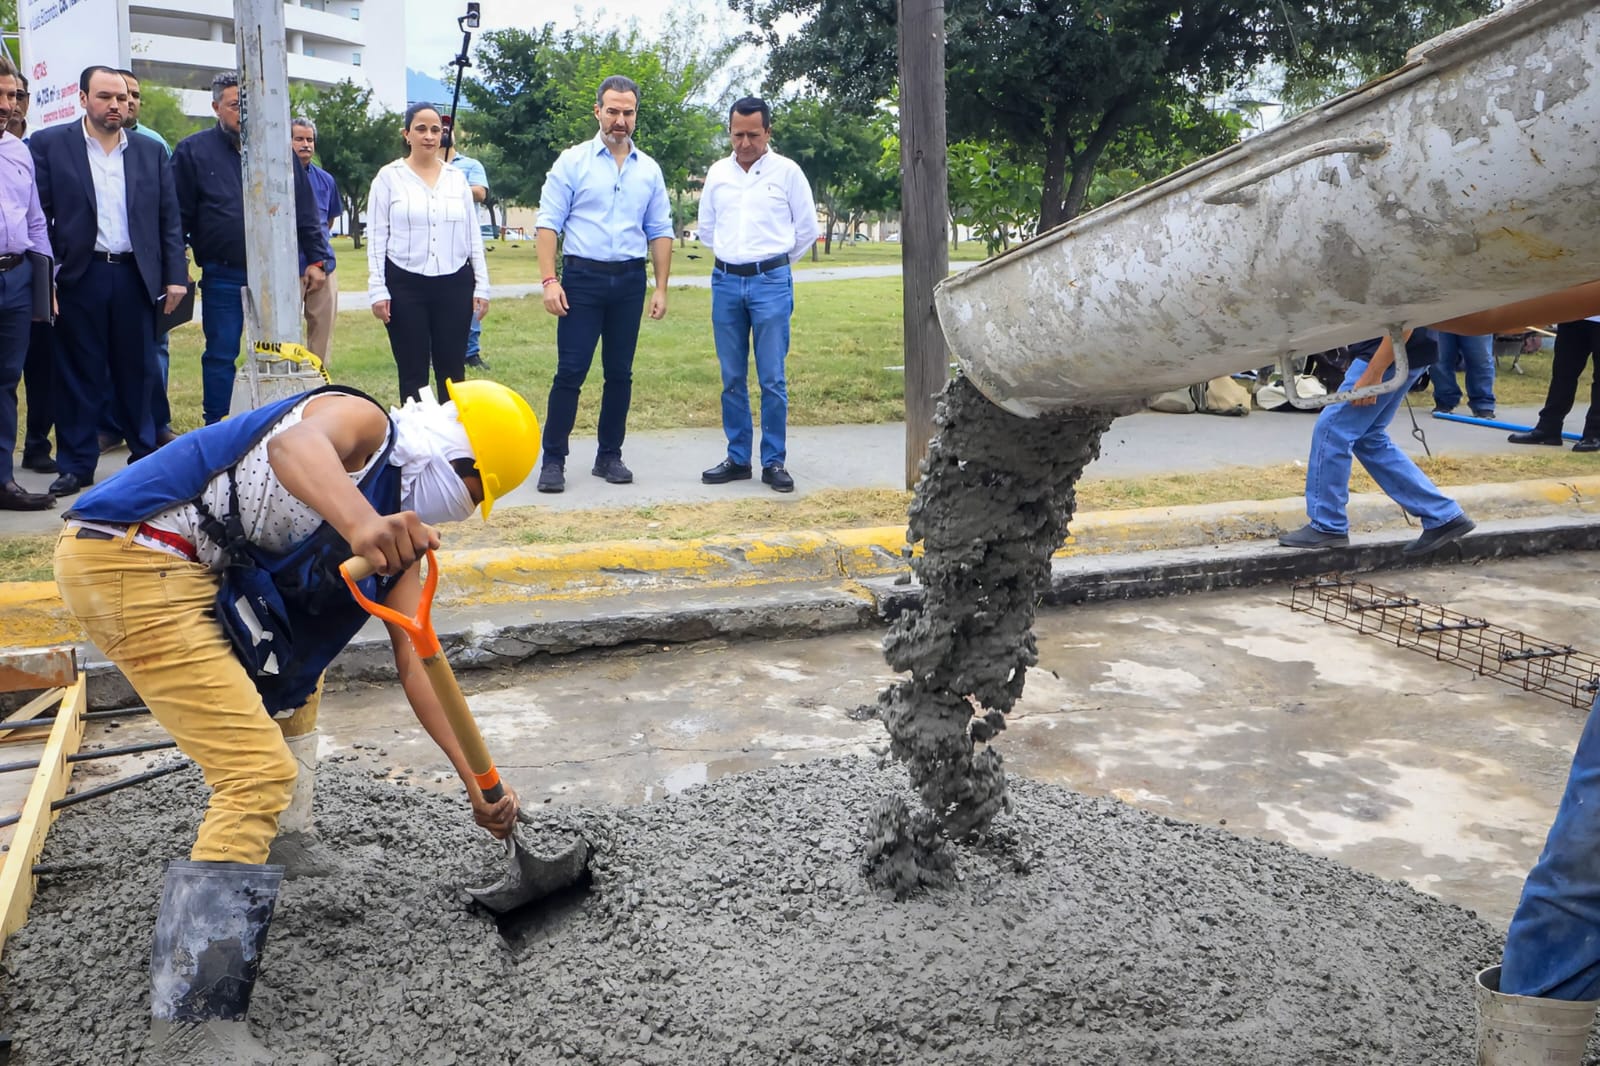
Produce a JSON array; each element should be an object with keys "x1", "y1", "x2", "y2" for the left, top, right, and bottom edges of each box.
[{"x1": 341, "y1": 551, "x2": 589, "y2": 913}]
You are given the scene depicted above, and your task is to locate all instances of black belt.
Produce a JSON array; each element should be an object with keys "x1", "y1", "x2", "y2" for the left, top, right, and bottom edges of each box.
[
  {"x1": 92, "y1": 251, "x2": 135, "y2": 264},
  {"x1": 715, "y1": 254, "x2": 789, "y2": 277},
  {"x1": 0, "y1": 253, "x2": 22, "y2": 272},
  {"x1": 563, "y1": 255, "x2": 645, "y2": 275}
]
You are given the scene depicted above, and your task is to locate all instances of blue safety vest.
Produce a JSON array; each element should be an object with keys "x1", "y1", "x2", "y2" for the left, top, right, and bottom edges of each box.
[{"x1": 68, "y1": 386, "x2": 402, "y2": 714}]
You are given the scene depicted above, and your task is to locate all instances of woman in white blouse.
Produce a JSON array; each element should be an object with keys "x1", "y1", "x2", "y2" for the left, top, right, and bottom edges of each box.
[{"x1": 366, "y1": 104, "x2": 490, "y2": 403}]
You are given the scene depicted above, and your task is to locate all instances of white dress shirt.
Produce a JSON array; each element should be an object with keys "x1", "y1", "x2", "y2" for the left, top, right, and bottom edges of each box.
[
  {"x1": 366, "y1": 159, "x2": 489, "y2": 304},
  {"x1": 82, "y1": 120, "x2": 132, "y2": 254},
  {"x1": 696, "y1": 148, "x2": 818, "y2": 266}
]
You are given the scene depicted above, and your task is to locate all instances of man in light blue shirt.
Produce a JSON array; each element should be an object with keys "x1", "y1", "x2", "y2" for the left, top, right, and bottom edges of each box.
[
  {"x1": 534, "y1": 74, "x2": 674, "y2": 493},
  {"x1": 444, "y1": 131, "x2": 491, "y2": 370}
]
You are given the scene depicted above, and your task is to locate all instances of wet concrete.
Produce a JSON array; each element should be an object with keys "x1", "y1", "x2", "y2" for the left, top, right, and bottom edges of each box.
[
  {"x1": 0, "y1": 759, "x2": 1513, "y2": 1063},
  {"x1": 874, "y1": 376, "x2": 1114, "y2": 874},
  {"x1": 5, "y1": 553, "x2": 1598, "y2": 1060}
]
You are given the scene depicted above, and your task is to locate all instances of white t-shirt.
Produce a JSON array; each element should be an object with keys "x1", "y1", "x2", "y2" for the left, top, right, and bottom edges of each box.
[{"x1": 145, "y1": 396, "x2": 391, "y2": 569}]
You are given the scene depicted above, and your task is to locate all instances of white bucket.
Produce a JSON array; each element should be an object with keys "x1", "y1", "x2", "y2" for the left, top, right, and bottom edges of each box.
[{"x1": 1476, "y1": 964, "x2": 1599, "y2": 1066}]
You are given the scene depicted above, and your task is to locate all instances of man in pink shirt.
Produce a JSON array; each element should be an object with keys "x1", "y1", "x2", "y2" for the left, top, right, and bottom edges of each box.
[{"x1": 0, "y1": 55, "x2": 53, "y2": 510}]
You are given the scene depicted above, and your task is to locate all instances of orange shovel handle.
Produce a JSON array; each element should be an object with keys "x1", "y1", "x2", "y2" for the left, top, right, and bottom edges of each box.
[
  {"x1": 339, "y1": 552, "x2": 505, "y2": 803},
  {"x1": 341, "y1": 551, "x2": 441, "y2": 657}
]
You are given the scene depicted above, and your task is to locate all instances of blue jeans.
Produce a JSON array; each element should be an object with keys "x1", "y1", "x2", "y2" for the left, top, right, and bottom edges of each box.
[
  {"x1": 466, "y1": 314, "x2": 482, "y2": 361},
  {"x1": 1503, "y1": 693, "x2": 1600, "y2": 1000},
  {"x1": 0, "y1": 258, "x2": 35, "y2": 482},
  {"x1": 199, "y1": 263, "x2": 247, "y2": 424},
  {"x1": 712, "y1": 264, "x2": 794, "y2": 468},
  {"x1": 1430, "y1": 331, "x2": 1495, "y2": 413},
  {"x1": 541, "y1": 261, "x2": 645, "y2": 462},
  {"x1": 1303, "y1": 359, "x2": 1464, "y2": 535}
]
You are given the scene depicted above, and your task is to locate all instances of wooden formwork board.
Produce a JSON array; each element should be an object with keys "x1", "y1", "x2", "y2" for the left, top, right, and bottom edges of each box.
[{"x1": 0, "y1": 677, "x2": 85, "y2": 960}]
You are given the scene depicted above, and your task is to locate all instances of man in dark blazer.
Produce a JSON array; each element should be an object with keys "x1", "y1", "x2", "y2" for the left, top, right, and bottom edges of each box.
[{"x1": 29, "y1": 65, "x2": 186, "y2": 496}]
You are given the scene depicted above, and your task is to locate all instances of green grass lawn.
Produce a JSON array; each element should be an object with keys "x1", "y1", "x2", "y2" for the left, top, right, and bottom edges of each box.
[
  {"x1": 157, "y1": 276, "x2": 911, "y2": 433},
  {"x1": 332, "y1": 236, "x2": 991, "y2": 292}
]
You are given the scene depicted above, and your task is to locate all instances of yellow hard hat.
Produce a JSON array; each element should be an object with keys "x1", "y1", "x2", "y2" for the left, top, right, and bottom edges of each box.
[{"x1": 445, "y1": 378, "x2": 540, "y2": 517}]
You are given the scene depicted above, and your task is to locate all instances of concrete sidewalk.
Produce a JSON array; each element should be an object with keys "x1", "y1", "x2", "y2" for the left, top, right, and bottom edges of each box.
[{"x1": 0, "y1": 400, "x2": 1572, "y2": 535}]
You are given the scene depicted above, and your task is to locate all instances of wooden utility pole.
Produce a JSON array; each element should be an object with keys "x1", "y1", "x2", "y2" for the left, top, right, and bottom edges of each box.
[
  {"x1": 898, "y1": 0, "x2": 950, "y2": 488},
  {"x1": 235, "y1": 0, "x2": 303, "y2": 410}
]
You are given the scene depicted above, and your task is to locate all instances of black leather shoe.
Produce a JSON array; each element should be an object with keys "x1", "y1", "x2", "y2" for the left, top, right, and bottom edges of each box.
[
  {"x1": 1277, "y1": 523, "x2": 1348, "y2": 549},
  {"x1": 536, "y1": 461, "x2": 565, "y2": 493},
  {"x1": 47, "y1": 472, "x2": 91, "y2": 497},
  {"x1": 1403, "y1": 514, "x2": 1475, "y2": 556},
  {"x1": 702, "y1": 459, "x2": 753, "y2": 484},
  {"x1": 592, "y1": 457, "x2": 633, "y2": 484},
  {"x1": 1575, "y1": 437, "x2": 1600, "y2": 453},
  {"x1": 0, "y1": 480, "x2": 54, "y2": 510},
  {"x1": 20, "y1": 452, "x2": 56, "y2": 474},
  {"x1": 761, "y1": 463, "x2": 795, "y2": 493},
  {"x1": 1508, "y1": 430, "x2": 1563, "y2": 446}
]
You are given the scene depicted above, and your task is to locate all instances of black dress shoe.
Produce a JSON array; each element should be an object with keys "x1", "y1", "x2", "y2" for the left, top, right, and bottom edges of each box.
[
  {"x1": 592, "y1": 456, "x2": 634, "y2": 484},
  {"x1": 536, "y1": 461, "x2": 565, "y2": 494},
  {"x1": 761, "y1": 463, "x2": 795, "y2": 493},
  {"x1": 46, "y1": 472, "x2": 91, "y2": 497},
  {"x1": 1575, "y1": 437, "x2": 1600, "y2": 453},
  {"x1": 1507, "y1": 430, "x2": 1563, "y2": 446},
  {"x1": 0, "y1": 480, "x2": 54, "y2": 510},
  {"x1": 20, "y1": 452, "x2": 57, "y2": 474},
  {"x1": 702, "y1": 459, "x2": 753, "y2": 484}
]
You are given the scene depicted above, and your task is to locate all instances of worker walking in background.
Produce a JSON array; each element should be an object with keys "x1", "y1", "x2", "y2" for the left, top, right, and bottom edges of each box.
[
  {"x1": 1277, "y1": 328, "x2": 1476, "y2": 554},
  {"x1": 55, "y1": 379, "x2": 538, "y2": 1060}
]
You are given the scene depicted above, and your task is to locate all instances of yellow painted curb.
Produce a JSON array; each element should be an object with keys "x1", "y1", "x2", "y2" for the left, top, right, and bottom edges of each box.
[{"x1": 9, "y1": 475, "x2": 1600, "y2": 653}]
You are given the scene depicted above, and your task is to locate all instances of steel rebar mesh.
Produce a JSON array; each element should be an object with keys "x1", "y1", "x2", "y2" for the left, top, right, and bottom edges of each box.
[{"x1": 1284, "y1": 577, "x2": 1600, "y2": 709}]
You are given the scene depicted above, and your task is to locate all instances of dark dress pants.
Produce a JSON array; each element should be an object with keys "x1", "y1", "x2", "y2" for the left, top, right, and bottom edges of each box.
[
  {"x1": 1537, "y1": 320, "x2": 1600, "y2": 439},
  {"x1": 541, "y1": 260, "x2": 646, "y2": 462},
  {"x1": 54, "y1": 259, "x2": 159, "y2": 480},
  {"x1": 21, "y1": 320, "x2": 53, "y2": 462},
  {"x1": 383, "y1": 260, "x2": 474, "y2": 404},
  {"x1": 0, "y1": 258, "x2": 36, "y2": 483}
]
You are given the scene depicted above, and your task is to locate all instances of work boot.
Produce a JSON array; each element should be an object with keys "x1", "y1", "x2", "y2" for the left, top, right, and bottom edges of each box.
[
  {"x1": 1403, "y1": 513, "x2": 1475, "y2": 556},
  {"x1": 266, "y1": 731, "x2": 338, "y2": 879},
  {"x1": 1475, "y1": 964, "x2": 1600, "y2": 1065},
  {"x1": 148, "y1": 860, "x2": 283, "y2": 1066}
]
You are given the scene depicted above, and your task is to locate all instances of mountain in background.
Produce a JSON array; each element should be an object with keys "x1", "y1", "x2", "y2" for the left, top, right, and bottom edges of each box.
[{"x1": 406, "y1": 68, "x2": 471, "y2": 109}]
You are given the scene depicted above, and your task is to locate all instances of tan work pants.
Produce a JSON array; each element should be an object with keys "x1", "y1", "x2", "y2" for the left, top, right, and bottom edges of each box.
[
  {"x1": 54, "y1": 531, "x2": 321, "y2": 864},
  {"x1": 302, "y1": 266, "x2": 337, "y2": 365}
]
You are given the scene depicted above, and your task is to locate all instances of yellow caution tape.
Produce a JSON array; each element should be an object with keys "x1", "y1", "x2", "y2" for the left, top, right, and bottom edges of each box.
[{"x1": 249, "y1": 340, "x2": 330, "y2": 383}]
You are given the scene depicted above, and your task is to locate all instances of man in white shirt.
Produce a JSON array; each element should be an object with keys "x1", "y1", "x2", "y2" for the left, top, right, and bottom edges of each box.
[{"x1": 696, "y1": 97, "x2": 818, "y2": 493}]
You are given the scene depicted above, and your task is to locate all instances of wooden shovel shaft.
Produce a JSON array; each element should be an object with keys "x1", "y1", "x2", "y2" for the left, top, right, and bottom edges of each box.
[{"x1": 343, "y1": 554, "x2": 505, "y2": 803}]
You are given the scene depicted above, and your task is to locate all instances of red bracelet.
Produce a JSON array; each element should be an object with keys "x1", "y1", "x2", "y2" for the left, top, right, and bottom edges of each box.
[{"x1": 541, "y1": 276, "x2": 558, "y2": 286}]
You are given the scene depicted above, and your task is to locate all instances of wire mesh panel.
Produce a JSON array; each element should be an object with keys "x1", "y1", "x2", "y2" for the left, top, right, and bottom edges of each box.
[{"x1": 1283, "y1": 577, "x2": 1600, "y2": 709}]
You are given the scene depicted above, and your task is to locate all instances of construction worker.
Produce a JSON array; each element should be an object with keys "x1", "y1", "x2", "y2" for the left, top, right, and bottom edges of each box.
[{"x1": 53, "y1": 378, "x2": 539, "y2": 1062}]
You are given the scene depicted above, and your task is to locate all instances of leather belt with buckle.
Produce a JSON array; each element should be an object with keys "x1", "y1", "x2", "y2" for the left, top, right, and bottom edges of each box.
[
  {"x1": 92, "y1": 251, "x2": 135, "y2": 264},
  {"x1": 715, "y1": 254, "x2": 789, "y2": 277}
]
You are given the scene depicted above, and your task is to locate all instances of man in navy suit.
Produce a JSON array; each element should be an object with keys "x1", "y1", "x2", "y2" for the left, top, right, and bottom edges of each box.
[{"x1": 29, "y1": 66, "x2": 186, "y2": 496}]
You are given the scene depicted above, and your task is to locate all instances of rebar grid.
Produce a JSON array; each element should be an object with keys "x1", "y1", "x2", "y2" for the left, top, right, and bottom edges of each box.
[{"x1": 1283, "y1": 577, "x2": 1600, "y2": 709}]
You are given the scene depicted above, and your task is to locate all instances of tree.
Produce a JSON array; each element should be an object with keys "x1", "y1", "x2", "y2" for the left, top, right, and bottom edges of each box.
[
  {"x1": 307, "y1": 80, "x2": 400, "y2": 249},
  {"x1": 139, "y1": 85, "x2": 202, "y2": 146},
  {"x1": 774, "y1": 95, "x2": 884, "y2": 257},
  {"x1": 734, "y1": 0, "x2": 1494, "y2": 229},
  {"x1": 458, "y1": 26, "x2": 564, "y2": 210}
]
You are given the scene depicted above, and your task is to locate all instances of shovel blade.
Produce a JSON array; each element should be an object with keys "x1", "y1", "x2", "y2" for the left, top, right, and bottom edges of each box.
[{"x1": 466, "y1": 832, "x2": 590, "y2": 914}]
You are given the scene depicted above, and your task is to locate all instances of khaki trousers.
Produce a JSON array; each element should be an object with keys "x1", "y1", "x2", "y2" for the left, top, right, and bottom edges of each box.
[
  {"x1": 54, "y1": 532, "x2": 321, "y2": 864},
  {"x1": 302, "y1": 266, "x2": 337, "y2": 365}
]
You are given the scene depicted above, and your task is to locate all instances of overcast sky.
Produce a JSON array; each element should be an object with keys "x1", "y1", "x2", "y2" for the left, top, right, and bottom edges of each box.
[{"x1": 403, "y1": 0, "x2": 744, "y2": 78}]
